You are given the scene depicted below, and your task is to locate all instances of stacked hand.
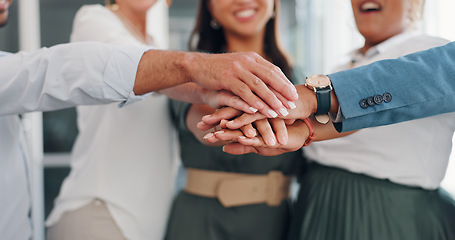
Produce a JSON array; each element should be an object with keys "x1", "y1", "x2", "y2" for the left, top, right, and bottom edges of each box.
[
  {"x1": 197, "y1": 85, "x2": 319, "y2": 156},
  {"x1": 202, "y1": 118, "x2": 310, "y2": 156}
]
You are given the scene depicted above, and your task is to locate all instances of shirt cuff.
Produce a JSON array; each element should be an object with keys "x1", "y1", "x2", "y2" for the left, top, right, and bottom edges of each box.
[
  {"x1": 103, "y1": 45, "x2": 152, "y2": 107},
  {"x1": 329, "y1": 106, "x2": 343, "y2": 123}
]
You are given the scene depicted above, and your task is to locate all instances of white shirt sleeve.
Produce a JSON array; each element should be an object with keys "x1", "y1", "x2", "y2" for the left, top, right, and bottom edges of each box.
[{"x1": 0, "y1": 42, "x2": 150, "y2": 116}]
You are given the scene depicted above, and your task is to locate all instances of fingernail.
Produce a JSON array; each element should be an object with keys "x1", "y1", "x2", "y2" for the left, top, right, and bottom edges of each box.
[
  {"x1": 267, "y1": 137, "x2": 276, "y2": 146},
  {"x1": 279, "y1": 108, "x2": 289, "y2": 117},
  {"x1": 280, "y1": 136, "x2": 288, "y2": 145},
  {"x1": 249, "y1": 107, "x2": 258, "y2": 113},
  {"x1": 247, "y1": 129, "x2": 256, "y2": 137},
  {"x1": 238, "y1": 136, "x2": 246, "y2": 140},
  {"x1": 202, "y1": 114, "x2": 211, "y2": 120},
  {"x1": 203, "y1": 133, "x2": 214, "y2": 140},
  {"x1": 268, "y1": 110, "x2": 278, "y2": 118},
  {"x1": 214, "y1": 130, "x2": 224, "y2": 134},
  {"x1": 288, "y1": 101, "x2": 296, "y2": 109}
]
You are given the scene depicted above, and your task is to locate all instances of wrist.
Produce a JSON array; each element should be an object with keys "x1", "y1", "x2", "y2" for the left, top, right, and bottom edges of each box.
[
  {"x1": 179, "y1": 51, "x2": 199, "y2": 84},
  {"x1": 302, "y1": 118, "x2": 316, "y2": 146},
  {"x1": 292, "y1": 85, "x2": 318, "y2": 118}
]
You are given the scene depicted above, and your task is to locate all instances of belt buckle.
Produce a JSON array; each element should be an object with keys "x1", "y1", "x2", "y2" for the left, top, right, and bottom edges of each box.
[{"x1": 266, "y1": 171, "x2": 289, "y2": 206}]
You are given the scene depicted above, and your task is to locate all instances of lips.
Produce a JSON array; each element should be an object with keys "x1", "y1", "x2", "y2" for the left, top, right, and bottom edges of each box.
[
  {"x1": 0, "y1": 0, "x2": 9, "y2": 11},
  {"x1": 360, "y1": 1, "x2": 381, "y2": 12}
]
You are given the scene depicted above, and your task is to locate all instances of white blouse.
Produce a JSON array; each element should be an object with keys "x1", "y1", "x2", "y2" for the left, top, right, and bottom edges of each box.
[{"x1": 46, "y1": 5, "x2": 178, "y2": 240}]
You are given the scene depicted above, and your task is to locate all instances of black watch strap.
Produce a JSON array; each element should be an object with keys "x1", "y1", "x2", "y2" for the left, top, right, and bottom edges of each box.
[{"x1": 315, "y1": 87, "x2": 331, "y2": 115}]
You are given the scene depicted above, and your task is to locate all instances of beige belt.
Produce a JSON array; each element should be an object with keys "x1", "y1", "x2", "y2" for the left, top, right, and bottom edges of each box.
[{"x1": 184, "y1": 168, "x2": 292, "y2": 207}]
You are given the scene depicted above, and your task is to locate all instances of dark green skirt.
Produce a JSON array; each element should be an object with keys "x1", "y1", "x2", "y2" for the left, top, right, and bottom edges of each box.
[
  {"x1": 165, "y1": 191, "x2": 291, "y2": 240},
  {"x1": 288, "y1": 164, "x2": 455, "y2": 240}
]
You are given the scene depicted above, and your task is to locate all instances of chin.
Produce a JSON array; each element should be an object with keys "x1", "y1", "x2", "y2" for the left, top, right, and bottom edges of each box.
[
  {"x1": 0, "y1": 20, "x2": 8, "y2": 27},
  {"x1": 0, "y1": 14, "x2": 8, "y2": 27}
]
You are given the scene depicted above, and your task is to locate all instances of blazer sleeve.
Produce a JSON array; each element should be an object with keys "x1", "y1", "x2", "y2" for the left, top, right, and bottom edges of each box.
[{"x1": 329, "y1": 41, "x2": 455, "y2": 132}]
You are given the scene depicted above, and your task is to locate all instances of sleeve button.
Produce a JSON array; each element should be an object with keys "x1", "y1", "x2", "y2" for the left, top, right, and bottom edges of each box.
[
  {"x1": 359, "y1": 99, "x2": 369, "y2": 109},
  {"x1": 367, "y1": 96, "x2": 376, "y2": 107},
  {"x1": 383, "y1": 92, "x2": 392, "y2": 103},
  {"x1": 373, "y1": 94, "x2": 384, "y2": 104}
]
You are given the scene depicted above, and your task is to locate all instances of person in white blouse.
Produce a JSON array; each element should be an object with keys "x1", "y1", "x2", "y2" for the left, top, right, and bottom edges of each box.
[
  {"x1": 46, "y1": 1, "x2": 177, "y2": 239},
  {"x1": 287, "y1": 0, "x2": 455, "y2": 238},
  {"x1": 0, "y1": 0, "x2": 299, "y2": 239}
]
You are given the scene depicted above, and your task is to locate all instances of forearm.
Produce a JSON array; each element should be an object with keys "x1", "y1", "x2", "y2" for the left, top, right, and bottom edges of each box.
[
  {"x1": 311, "y1": 119, "x2": 355, "y2": 141},
  {"x1": 159, "y1": 83, "x2": 206, "y2": 104},
  {"x1": 134, "y1": 50, "x2": 192, "y2": 95}
]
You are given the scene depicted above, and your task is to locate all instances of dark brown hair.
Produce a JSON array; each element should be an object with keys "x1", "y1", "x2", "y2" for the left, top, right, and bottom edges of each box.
[{"x1": 189, "y1": 0, "x2": 293, "y2": 79}]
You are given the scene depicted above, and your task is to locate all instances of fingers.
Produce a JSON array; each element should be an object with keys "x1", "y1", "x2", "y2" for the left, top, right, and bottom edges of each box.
[
  {"x1": 225, "y1": 70, "x2": 280, "y2": 118},
  {"x1": 252, "y1": 54, "x2": 299, "y2": 102},
  {"x1": 220, "y1": 53, "x2": 297, "y2": 117},
  {"x1": 197, "y1": 107, "x2": 242, "y2": 131},
  {"x1": 225, "y1": 112, "x2": 266, "y2": 129},
  {"x1": 240, "y1": 123, "x2": 257, "y2": 138},
  {"x1": 189, "y1": 52, "x2": 298, "y2": 115},
  {"x1": 254, "y1": 119, "x2": 277, "y2": 147},
  {"x1": 202, "y1": 89, "x2": 257, "y2": 114},
  {"x1": 270, "y1": 88, "x2": 297, "y2": 113},
  {"x1": 222, "y1": 143, "x2": 259, "y2": 155},
  {"x1": 203, "y1": 129, "x2": 244, "y2": 143},
  {"x1": 270, "y1": 119, "x2": 288, "y2": 145},
  {"x1": 284, "y1": 119, "x2": 296, "y2": 125},
  {"x1": 222, "y1": 143, "x2": 287, "y2": 156}
]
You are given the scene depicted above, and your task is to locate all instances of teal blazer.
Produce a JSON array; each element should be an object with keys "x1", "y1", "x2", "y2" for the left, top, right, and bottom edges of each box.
[{"x1": 329, "y1": 42, "x2": 455, "y2": 132}]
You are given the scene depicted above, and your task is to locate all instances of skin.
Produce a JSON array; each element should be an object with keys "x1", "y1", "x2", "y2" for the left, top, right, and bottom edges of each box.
[{"x1": 111, "y1": 0, "x2": 157, "y2": 41}]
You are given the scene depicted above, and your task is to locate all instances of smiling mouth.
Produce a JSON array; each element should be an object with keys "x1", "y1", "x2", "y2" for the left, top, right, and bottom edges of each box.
[
  {"x1": 360, "y1": 2, "x2": 381, "y2": 12},
  {"x1": 235, "y1": 9, "x2": 256, "y2": 18}
]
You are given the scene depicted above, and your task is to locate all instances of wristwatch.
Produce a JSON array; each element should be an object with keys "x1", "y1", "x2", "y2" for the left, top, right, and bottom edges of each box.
[{"x1": 305, "y1": 74, "x2": 333, "y2": 124}]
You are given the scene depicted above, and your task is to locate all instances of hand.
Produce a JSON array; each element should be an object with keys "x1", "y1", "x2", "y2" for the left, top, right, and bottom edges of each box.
[
  {"x1": 186, "y1": 51, "x2": 298, "y2": 118},
  {"x1": 199, "y1": 84, "x2": 319, "y2": 130},
  {"x1": 200, "y1": 89, "x2": 257, "y2": 114},
  {"x1": 205, "y1": 118, "x2": 289, "y2": 146},
  {"x1": 212, "y1": 120, "x2": 309, "y2": 156},
  {"x1": 159, "y1": 83, "x2": 258, "y2": 114}
]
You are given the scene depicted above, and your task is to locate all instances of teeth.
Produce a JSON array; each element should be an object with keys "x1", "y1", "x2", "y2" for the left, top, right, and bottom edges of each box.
[
  {"x1": 236, "y1": 9, "x2": 255, "y2": 18},
  {"x1": 361, "y1": 2, "x2": 380, "y2": 11}
]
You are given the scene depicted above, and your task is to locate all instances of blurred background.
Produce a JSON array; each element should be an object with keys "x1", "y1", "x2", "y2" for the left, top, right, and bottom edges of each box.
[{"x1": 1, "y1": 0, "x2": 454, "y2": 239}]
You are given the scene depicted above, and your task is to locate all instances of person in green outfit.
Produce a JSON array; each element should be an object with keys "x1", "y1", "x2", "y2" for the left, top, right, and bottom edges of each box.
[{"x1": 164, "y1": 0, "x2": 305, "y2": 239}]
